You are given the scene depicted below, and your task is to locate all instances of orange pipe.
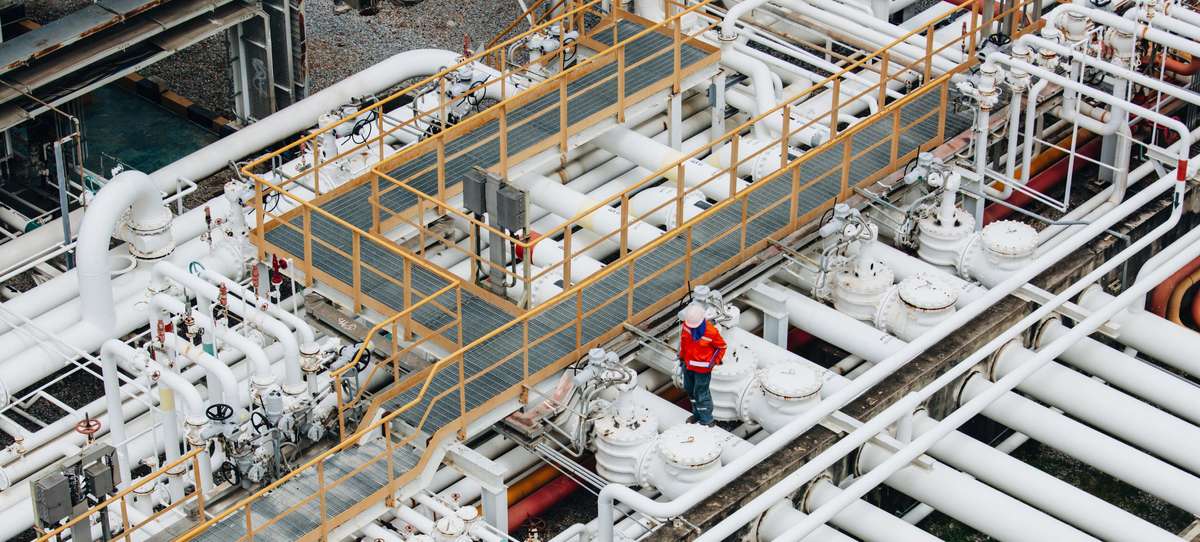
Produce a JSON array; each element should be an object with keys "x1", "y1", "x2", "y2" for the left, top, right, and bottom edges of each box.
[
  {"x1": 1149, "y1": 256, "x2": 1200, "y2": 316},
  {"x1": 507, "y1": 463, "x2": 563, "y2": 505},
  {"x1": 1167, "y1": 266, "x2": 1200, "y2": 325},
  {"x1": 1191, "y1": 283, "x2": 1200, "y2": 329}
]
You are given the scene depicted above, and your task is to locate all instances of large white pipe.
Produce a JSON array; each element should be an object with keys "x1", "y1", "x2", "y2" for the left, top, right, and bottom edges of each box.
[
  {"x1": 911, "y1": 411, "x2": 1180, "y2": 542},
  {"x1": 591, "y1": 126, "x2": 748, "y2": 200},
  {"x1": 992, "y1": 343, "x2": 1200, "y2": 475},
  {"x1": 962, "y1": 374, "x2": 1200, "y2": 514},
  {"x1": 857, "y1": 439, "x2": 1097, "y2": 542},
  {"x1": 720, "y1": 44, "x2": 778, "y2": 139},
  {"x1": 1077, "y1": 287, "x2": 1200, "y2": 377},
  {"x1": 801, "y1": 479, "x2": 940, "y2": 542},
  {"x1": 78, "y1": 170, "x2": 173, "y2": 333},
  {"x1": 754, "y1": 501, "x2": 857, "y2": 542},
  {"x1": 1039, "y1": 318, "x2": 1200, "y2": 425}
]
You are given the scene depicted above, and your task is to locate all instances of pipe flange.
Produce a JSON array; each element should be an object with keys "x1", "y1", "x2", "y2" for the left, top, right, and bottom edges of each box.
[
  {"x1": 0, "y1": 379, "x2": 8, "y2": 410},
  {"x1": 985, "y1": 340, "x2": 1026, "y2": 381},
  {"x1": 125, "y1": 205, "x2": 176, "y2": 260},
  {"x1": 917, "y1": 210, "x2": 974, "y2": 266},
  {"x1": 1031, "y1": 315, "x2": 1063, "y2": 351},
  {"x1": 657, "y1": 424, "x2": 722, "y2": 469},
  {"x1": 756, "y1": 362, "x2": 822, "y2": 402},
  {"x1": 981, "y1": 220, "x2": 1038, "y2": 259},
  {"x1": 798, "y1": 473, "x2": 835, "y2": 513}
]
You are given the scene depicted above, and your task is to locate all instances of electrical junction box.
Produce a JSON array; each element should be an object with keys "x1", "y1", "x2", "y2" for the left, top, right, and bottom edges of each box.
[
  {"x1": 32, "y1": 471, "x2": 72, "y2": 527},
  {"x1": 462, "y1": 168, "x2": 488, "y2": 216},
  {"x1": 84, "y1": 461, "x2": 116, "y2": 497},
  {"x1": 495, "y1": 184, "x2": 527, "y2": 232}
]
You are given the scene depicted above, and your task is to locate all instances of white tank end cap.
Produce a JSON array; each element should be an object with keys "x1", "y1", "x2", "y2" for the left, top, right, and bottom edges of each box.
[
  {"x1": 757, "y1": 362, "x2": 822, "y2": 400},
  {"x1": 657, "y1": 424, "x2": 722, "y2": 468},
  {"x1": 981, "y1": 220, "x2": 1038, "y2": 257},
  {"x1": 898, "y1": 275, "x2": 958, "y2": 310}
]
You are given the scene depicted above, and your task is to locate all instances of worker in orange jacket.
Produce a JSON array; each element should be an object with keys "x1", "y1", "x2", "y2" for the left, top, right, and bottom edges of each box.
[{"x1": 678, "y1": 303, "x2": 727, "y2": 426}]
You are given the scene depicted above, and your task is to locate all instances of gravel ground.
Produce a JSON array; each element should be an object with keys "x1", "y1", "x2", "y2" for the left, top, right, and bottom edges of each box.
[{"x1": 27, "y1": 0, "x2": 523, "y2": 118}]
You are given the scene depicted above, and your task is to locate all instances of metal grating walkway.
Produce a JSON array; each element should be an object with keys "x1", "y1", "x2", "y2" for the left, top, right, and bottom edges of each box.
[{"x1": 235, "y1": 32, "x2": 966, "y2": 540}]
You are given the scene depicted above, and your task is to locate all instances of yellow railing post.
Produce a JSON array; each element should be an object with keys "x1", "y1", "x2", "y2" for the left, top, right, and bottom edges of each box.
[
  {"x1": 779, "y1": 104, "x2": 791, "y2": 169},
  {"x1": 302, "y1": 205, "x2": 314, "y2": 287},
  {"x1": 829, "y1": 78, "x2": 841, "y2": 139},
  {"x1": 563, "y1": 225, "x2": 573, "y2": 290}
]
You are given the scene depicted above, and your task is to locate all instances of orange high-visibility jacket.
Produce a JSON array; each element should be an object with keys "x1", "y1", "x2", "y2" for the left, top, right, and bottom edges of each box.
[{"x1": 679, "y1": 321, "x2": 727, "y2": 373}]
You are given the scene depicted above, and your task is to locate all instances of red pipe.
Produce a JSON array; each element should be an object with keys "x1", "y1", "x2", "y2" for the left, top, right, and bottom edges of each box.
[
  {"x1": 1149, "y1": 256, "x2": 1200, "y2": 316},
  {"x1": 983, "y1": 137, "x2": 1104, "y2": 223},
  {"x1": 507, "y1": 474, "x2": 581, "y2": 532}
]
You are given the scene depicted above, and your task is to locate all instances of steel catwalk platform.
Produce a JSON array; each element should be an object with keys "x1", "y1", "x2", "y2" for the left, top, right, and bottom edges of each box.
[{"x1": 201, "y1": 15, "x2": 973, "y2": 538}]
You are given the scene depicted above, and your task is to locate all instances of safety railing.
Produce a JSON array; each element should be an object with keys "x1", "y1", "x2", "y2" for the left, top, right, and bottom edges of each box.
[
  {"x1": 366, "y1": 0, "x2": 1038, "y2": 308},
  {"x1": 329, "y1": 286, "x2": 463, "y2": 439},
  {"x1": 183, "y1": 2, "x2": 1044, "y2": 540},
  {"x1": 37, "y1": 447, "x2": 208, "y2": 542},
  {"x1": 181, "y1": 15, "x2": 1021, "y2": 542},
  {"x1": 367, "y1": 2, "x2": 720, "y2": 233},
  {"x1": 239, "y1": 0, "x2": 608, "y2": 200},
  {"x1": 250, "y1": 172, "x2": 468, "y2": 350}
]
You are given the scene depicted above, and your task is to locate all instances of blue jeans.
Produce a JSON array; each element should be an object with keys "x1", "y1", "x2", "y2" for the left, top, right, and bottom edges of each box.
[{"x1": 682, "y1": 368, "x2": 714, "y2": 425}]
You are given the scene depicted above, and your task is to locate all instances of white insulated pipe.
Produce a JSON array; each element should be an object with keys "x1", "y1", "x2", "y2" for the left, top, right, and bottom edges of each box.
[
  {"x1": 1039, "y1": 318, "x2": 1200, "y2": 425},
  {"x1": 78, "y1": 170, "x2": 173, "y2": 333},
  {"x1": 161, "y1": 334, "x2": 242, "y2": 414},
  {"x1": 591, "y1": 126, "x2": 748, "y2": 201},
  {"x1": 911, "y1": 411, "x2": 1180, "y2": 542},
  {"x1": 991, "y1": 343, "x2": 1200, "y2": 475},
  {"x1": 1077, "y1": 287, "x2": 1200, "y2": 378},
  {"x1": 962, "y1": 373, "x2": 1200, "y2": 514},
  {"x1": 754, "y1": 501, "x2": 857, "y2": 542},
  {"x1": 149, "y1": 293, "x2": 277, "y2": 391},
  {"x1": 857, "y1": 439, "x2": 1097, "y2": 542},
  {"x1": 199, "y1": 269, "x2": 317, "y2": 345},
  {"x1": 801, "y1": 479, "x2": 940, "y2": 542}
]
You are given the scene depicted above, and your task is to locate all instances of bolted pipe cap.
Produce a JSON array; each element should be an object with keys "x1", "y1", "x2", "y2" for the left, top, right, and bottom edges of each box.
[
  {"x1": 982, "y1": 220, "x2": 1038, "y2": 258},
  {"x1": 898, "y1": 275, "x2": 958, "y2": 311},
  {"x1": 757, "y1": 362, "x2": 822, "y2": 401},
  {"x1": 657, "y1": 424, "x2": 722, "y2": 469}
]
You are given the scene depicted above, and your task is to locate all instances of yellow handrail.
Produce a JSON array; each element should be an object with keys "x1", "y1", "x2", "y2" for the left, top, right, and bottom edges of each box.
[{"x1": 38, "y1": 447, "x2": 207, "y2": 542}]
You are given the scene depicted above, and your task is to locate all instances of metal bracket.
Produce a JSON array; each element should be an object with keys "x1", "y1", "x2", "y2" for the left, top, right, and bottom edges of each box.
[
  {"x1": 444, "y1": 442, "x2": 507, "y2": 495},
  {"x1": 741, "y1": 284, "x2": 790, "y2": 349},
  {"x1": 821, "y1": 411, "x2": 934, "y2": 470},
  {"x1": 445, "y1": 442, "x2": 509, "y2": 533},
  {"x1": 622, "y1": 322, "x2": 677, "y2": 358},
  {"x1": 1013, "y1": 284, "x2": 1120, "y2": 339}
]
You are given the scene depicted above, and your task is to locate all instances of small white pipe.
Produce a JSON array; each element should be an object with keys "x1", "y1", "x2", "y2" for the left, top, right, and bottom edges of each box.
[
  {"x1": 161, "y1": 334, "x2": 243, "y2": 414},
  {"x1": 149, "y1": 293, "x2": 276, "y2": 390},
  {"x1": 199, "y1": 269, "x2": 316, "y2": 345},
  {"x1": 154, "y1": 262, "x2": 304, "y2": 395},
  {"x1": 99, "y1": 340, "x2": 138, "y2": 486}
]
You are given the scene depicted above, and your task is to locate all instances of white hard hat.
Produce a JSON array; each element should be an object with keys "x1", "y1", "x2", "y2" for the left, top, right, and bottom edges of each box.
[{"x1": 681, "y1": 303, "x2": 706, "y2": 329}]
